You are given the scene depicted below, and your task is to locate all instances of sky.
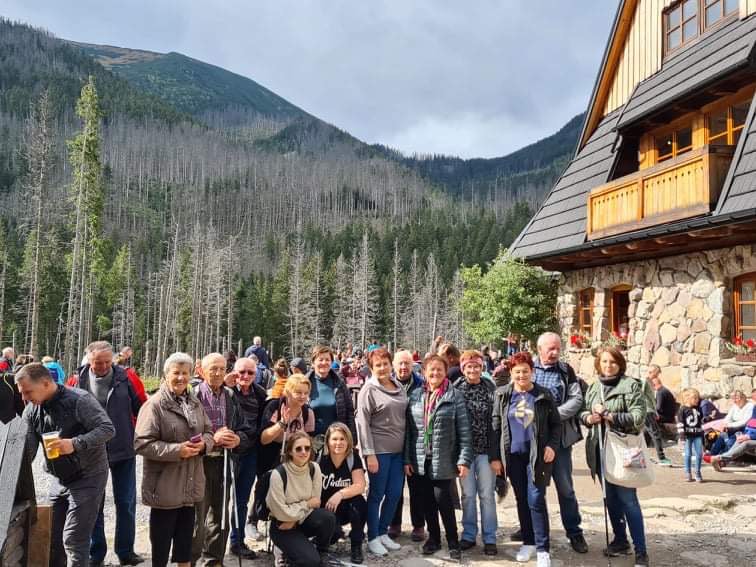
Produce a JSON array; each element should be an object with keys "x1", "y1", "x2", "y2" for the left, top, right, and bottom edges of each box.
[{"x1": 2, "y1": 0, "x2": 618, "y2": 159}]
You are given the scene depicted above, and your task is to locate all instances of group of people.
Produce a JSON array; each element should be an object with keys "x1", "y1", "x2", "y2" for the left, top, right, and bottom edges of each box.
[{"x1": 15, "y1": 331, "x2": 754, "y2": 567}]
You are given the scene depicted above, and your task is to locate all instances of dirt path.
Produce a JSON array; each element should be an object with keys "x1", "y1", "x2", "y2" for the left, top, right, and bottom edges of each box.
[{"x1": 35, "y1": 441, "x2": 755, "y2": 566}]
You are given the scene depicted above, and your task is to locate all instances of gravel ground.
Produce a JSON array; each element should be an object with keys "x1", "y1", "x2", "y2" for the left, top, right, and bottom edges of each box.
[{"x1": 33, "y1": 441, "x2": 756, "y2": 566}]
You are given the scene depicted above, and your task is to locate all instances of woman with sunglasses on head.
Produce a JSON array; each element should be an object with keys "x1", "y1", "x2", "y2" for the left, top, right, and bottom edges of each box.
[
  {"x1": 267, "y1": 431, "x2": 337, "y2": 567},
  {"x1": 318, "y1": 422, "x2": 368, "y2": 564}
]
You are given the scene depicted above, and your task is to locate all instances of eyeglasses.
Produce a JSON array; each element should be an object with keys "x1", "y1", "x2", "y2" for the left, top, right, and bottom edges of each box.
[
  {"x1": 237, "y1": 370, "x2": 255, "y2": 375},
  {"x1": 294, "y1": 446, "x2": 312, "y2": 454}
]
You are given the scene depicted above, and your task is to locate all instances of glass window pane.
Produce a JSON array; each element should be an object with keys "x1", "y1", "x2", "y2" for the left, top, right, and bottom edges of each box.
[
  {"x1": 706, "y1": 3, "x2": 721, "y2": 27},
  {"x1": 657, "y1": 133, "x2": 674, "y2": 159},
  {"x1": 732, "y1": 101, "x2": 750, "y2": 128},
  {"x1": 668, "y1": 6, "x2": 681, "y2": 28},
  {"x1": 683, "y1": 0, "x2": 698, "y2": 20},
  {"x1": 676, "y1": 126, "x2": 693, "y2": 152},
  {"x1": 742, "y1": 304, "x2": 755, "y2": 327},
  {"x1": 709, "y1": 111, "x2": 728, "y2": 140},
  {"x1": 724, "y1": 0, "x2": 738, "y2": 15},
  {"x1": 743, "y1": 329, "x2": 756, "y2": 341},
  {"x1": 668, "y1": 28, "x2": 681, "y2": 50},
  {"x1": 683, "y1": 17, "x2": 698, "y2": 41},
  {"x1": 742, "y1": 281, "x2": 755, "y2": 301}
]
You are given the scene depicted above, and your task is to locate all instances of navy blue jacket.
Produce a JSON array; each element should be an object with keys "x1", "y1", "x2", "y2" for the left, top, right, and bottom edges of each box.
[{"x1": 72, "y1": 364, "x2": 142, "y2": 464}]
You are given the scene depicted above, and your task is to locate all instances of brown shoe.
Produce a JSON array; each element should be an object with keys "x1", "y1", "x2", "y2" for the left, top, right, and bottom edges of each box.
[
  {"x1": 387, "y1": 524, "x2": 401, "y2": 539},
  {"x1": 712, "y1": 456, "x2": 723, "y2": 471}
]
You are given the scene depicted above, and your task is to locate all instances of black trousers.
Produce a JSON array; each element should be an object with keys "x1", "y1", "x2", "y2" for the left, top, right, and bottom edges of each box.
[
  {"x1": 414, "y1": 462, "x2": 458, "y2": 547},
  {"x1": 391, "y1": 474, "x2": 425, "y2": 529},
  {"x1": 644, "y1": 414, "x2": 666, "y2": 459},
  {"x1": 270, "y1": 508, "x2": 336, "y2": 567},
  {"x1": 150, "y1": 506, "x2": 195, "y2": 567},
  {"x1": 192, "y1": 456, "x2": 231, "y2": 564},
  {"x1": 334, "y1": 496, "x2": 367, "y2": 543}
]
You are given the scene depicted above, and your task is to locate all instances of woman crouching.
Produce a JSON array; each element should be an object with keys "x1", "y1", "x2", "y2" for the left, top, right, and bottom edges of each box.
[
  {"x1": 266, "y1": 431, "x2": 337, "y2": 567},
  {"x1": 490, "y1": 351, "x2": 560, "y2": 567}
]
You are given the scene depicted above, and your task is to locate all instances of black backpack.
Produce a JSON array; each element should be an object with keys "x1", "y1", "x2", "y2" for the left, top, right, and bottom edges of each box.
[{"x1": 253, "y1": 462, "x2": 315, "y2": 521}]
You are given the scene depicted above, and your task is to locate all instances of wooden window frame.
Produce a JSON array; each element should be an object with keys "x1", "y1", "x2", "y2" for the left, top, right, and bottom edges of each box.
[
  {"x1": 663, "y1": 0, "x2": 739, "y2": 56},
  {"x1": 609, "y1": 285, "x2": 632, "y2": 337},
  {"x1": 705, "y1": 97, "x2": 751, "y2": 146},
  {"x1": 734, "y1": 273, "x2": 756, "y2": 340},
  {"x1": 654, "y1": 123, "x2": 694, "y2": 163},
  {"x1": 577, "y1": 288, "x2": 595, "y2": 337}
]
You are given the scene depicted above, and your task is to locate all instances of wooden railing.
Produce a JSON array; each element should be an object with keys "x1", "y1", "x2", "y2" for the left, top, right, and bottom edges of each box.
[{"x1": 587, "y1": 145, "x2": 734, "y2": 240}]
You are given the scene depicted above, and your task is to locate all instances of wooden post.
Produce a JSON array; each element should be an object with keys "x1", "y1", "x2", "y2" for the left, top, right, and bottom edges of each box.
[{"x1": 27, "y1": 504, "x2": 51, "y2": 567}]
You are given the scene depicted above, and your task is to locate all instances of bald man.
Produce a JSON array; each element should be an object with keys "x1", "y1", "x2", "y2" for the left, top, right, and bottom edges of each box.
[{"x1": 191, "y1": 353, "x2": 253, "y2": 566}]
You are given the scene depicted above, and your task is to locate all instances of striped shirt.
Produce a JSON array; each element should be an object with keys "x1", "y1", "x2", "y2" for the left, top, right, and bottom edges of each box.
[{"x1": 197, "y1": 381, "x2": 227, "y2": 432}]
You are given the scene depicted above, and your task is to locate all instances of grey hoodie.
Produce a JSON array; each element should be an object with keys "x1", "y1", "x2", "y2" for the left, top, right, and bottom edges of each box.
[{"x1": 356, "y1": 376, "x2": 408, "y2": 455}]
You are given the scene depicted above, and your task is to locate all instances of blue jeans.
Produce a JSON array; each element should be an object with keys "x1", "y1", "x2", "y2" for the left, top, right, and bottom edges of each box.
[
  {"x1": 90, "y1": 457, "x2": 137, "y2": 562},
  {"x1": 366, "y1": 453, "x2": 404, "y2": 540},
  {"x1": 507, "y1": 452, "x2": 550, "y2": 552},
  {"x1": 683, "y1": 437, "x2": 703, "y2": 475},
  {"x1": 604, "y1": 480, "x2": 646, "y2": 554},
  {"x1": 460, "y1": 454, "x2": 498, "y2": 544},
  {"x1": 710, "y1": 431, "x2": 738, "y2": 455},
  {"x1": 231, "y1": 451, "x2": 257, "y2": 546},
  {"x1": 551, "y1": 444, "x2": 583, "y2": 537}
]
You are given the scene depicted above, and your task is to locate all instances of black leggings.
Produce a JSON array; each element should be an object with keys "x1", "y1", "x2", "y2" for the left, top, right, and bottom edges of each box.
[
  {"x1": 150, "y1": 506, "x2": 195, "y2": 567},
  {"x1": 391, "y1": 474, "x2": 425, "y2": 529},
  {"x1": 334, "y1": 496, "x2": 367, "y2": 543},
  {"x1": 414, "y1": 465, "x2": 458, "y2": 546},
  {"x1": 271, "y1": 508, "x2": 336, "y2": 567}
]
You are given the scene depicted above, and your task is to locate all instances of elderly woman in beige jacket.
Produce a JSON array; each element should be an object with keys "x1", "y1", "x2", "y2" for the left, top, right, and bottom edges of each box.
[
  {"x1": 266, "y1": 431, "x2": 336, "y2": 567},
  {"x1": 134, "y1": 352, "x2": 214, "y2": 567}
]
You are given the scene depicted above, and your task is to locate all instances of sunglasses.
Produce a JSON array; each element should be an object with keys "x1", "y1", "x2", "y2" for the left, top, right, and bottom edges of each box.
[
  {"x1": 294, "y1": 445, "x2": 312, "y2": 454},
  {"x1": 237, "y1": 370, "x2": 255, "y2": 375}
]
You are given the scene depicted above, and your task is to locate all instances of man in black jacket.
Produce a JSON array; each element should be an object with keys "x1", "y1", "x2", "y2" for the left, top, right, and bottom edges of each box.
[
  {"x1": 192, "y1": 352, "x2": 253, "y2": 567},
  {"x1": 226, "y1": 356, "x2": 267, "y2": 559},
  {"x1": 72, "y1": 341, "x2": 144, "y2": 567},
  {"x1": 18, "y1": 363, "x2": 115, "y2": 567}
]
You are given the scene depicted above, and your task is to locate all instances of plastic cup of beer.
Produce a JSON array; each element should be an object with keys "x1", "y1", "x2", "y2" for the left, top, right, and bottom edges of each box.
[{"x1": 42, "y1": 431, "x2": 61, "y2": 460}]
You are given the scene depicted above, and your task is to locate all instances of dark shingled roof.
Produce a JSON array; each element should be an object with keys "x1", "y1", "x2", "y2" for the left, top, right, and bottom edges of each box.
[
  {"x1": 509, "y1": 110, "x2": 620, "y2": 258},
  {"x1": 617, "y1": 15, "x2": 756, "y2": 130},
  {"x1": 715, "y1": 90, "x2": 756, "y2": 215}
]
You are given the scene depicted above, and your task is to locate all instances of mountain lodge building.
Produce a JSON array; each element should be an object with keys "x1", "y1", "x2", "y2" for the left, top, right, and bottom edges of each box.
[{"x1": 511, "y1": 0, "x2": 756, "y2": 399}]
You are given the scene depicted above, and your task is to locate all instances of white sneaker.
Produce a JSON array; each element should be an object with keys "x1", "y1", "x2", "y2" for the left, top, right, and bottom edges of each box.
[
  {"x1": 246, "y1": 522, "x2": 264, "y2": 541},
  {"x1": 368, "y1": 538, "x2": 388, "y2": 556},
  {"x1": 516, "y1": 545, "x2": 536, "y2": 562},
  {"x1": 380, "y1": 534, "x2": 401, "y2": 550},
  {"x1": 537, "y1": 551, "x2": 551, "y2": 567}
]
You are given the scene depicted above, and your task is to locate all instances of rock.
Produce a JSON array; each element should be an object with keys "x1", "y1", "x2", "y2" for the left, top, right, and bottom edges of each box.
[
  {"x1": 687, "y1": 494, "x2": 737, "y2": 510},
  {"x1": 733, "y1": 375, "x2": 755, "y2": 391},
  {"x1": 644, "y1": 320, "x2": 660, "y2": 351},
  {"x1": 694, "y1": 333, "x2": 712, "y2": 354},
  {"x1": 721, "y1": 364, "x2": 743, "y2": 377},
  {"x1": 629, "y1": 288, "x2": 643, "y2": 302},
  {"x1": 627, "y1": 346, "x2": 642, "y2": 364},
  {"x1": 743, "y1": 365, "x2": 756, "y2": 377},
  {"x1": 659, "y1": 303, "x2": 685, "y2": 324},
  {"x1": 707, "y1": 288, "x2": 724, "y2": 315},
  {"x1": 707, "y1": 315, "x2": 723, "y2": 336},
  {"x1": 636, "y1": 301, "x2": 651, "y2": 319},
  {"x1": 661, "y1": 365, "x2": 681, "y2": 391},
  {"x1": 659, "y1": 323, "x2": 676, "y2": 345},
  {"x1": 643, "y1": 497, "x2": 709, "y2": 514},
  {"x1": 691, "y1": 279, "x2": 715, "y2": 298},
  {"x1": 651, "y1": 300, "x2": 665, "y2": 319},
  {"x1": 677, "y1": 324, "x2": 692, "y2": 342},
  {"x1": 734, "y1": 503, "x2": 756, "y2": 518},
  {"x1": 679, "y1": 551, "x2": 730, "y2": 567},
  {"x1": 651, "y1": 347, "x2": 671, "y2": 366},
  {"x1": 659, "y1": 269, "x2": 674, "y2": 286},
  {"x1": 677, "y1": 290, "x2": 692, "y2": 307},
  {"x1": 704, "y1": 367, "x2": 723, "y2": 382},
  {"x1": 661, "y1": 286, "x2": 679, "y2": 305},
  {"x1": 691, "y1": 319, "x2": 707, "y2": 333},
  {"x1": 687, "y1": 299, "x2": 713, "y2": 320},
  {"x1": 698, "y1": 382, "x2": 720, "y2": 398}
]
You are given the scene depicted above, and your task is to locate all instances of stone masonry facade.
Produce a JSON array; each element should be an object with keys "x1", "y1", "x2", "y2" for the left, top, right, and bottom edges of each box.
[{"x1": 558, "y1": 243, "x2": 756, "y2": 402}]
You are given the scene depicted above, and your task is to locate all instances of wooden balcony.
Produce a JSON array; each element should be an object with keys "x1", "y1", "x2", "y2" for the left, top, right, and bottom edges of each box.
[{"x1": 587, "y1": 145, "x2": 734, "y2": 240}]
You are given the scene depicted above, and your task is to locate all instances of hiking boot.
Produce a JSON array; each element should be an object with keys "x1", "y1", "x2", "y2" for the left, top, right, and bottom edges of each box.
[
  {"x1": 350, "y1": 542, "x2": 364, "y2": 564},
  {"x1": 422, "y1": 539, "x2": 441, "y2": 555},
  {"x1": 387, "y1": 524, "x2": 401, "y2": 539},
  {"x1": 484, "y1": 543, "x2": 498, "y2": 556},
  {"x1": 510, "y1": 529, "x2": 524, "y2": 541},
  {"x1": 569, "y1": 534, "x2": 588, "y2": 553},
  {"x1": 230, "y1": 543, "x2": 257, "y2": 559},
  {"x1": 604, "y1": 539, "x2": 632, "y2": 557},
  {"x1": 459, "y1": 539, "x2": 476, "y2": 550},
  {"x1": 411, "y1": 527, "x2": 426, "y2": 542},
  {"x1": 634, "y1": 551, "x2": 650, "y2": 566}
]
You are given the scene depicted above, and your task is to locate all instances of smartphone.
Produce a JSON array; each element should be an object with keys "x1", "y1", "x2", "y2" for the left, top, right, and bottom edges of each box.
[{"x1": 190, "y1": 434, "x2": 202, "y2": 443}]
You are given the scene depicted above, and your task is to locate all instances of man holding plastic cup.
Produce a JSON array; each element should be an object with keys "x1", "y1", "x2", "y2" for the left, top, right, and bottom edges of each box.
[{"x1": 17, "y1": 362, "x2": 114, "y2": 567}]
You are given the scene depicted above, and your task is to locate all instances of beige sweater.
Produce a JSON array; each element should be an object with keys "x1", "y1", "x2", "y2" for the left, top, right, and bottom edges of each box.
[{"x1": 266, "y1": 460, "x2": 322, "y2": 523}]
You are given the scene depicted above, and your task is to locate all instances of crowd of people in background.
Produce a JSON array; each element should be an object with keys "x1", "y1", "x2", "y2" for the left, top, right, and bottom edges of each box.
[{"x1": 4, "y1": 331, "x2": 755, "y2": 567}]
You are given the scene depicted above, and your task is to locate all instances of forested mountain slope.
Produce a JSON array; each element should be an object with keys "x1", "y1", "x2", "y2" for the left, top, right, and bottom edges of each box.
[{"x1": 0, "y1": 18, "x2": 573, "y2": 371}]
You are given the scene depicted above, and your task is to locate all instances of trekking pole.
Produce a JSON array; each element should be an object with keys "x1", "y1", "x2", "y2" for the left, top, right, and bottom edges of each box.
[
  {"x1": 229, "y1": 459, "x2": 243, "y2": 567},
  {"x1": 222, "y1": 447, "x2": 229, "y2": 543},
  {"x1": 597, "y1": 421, "x2": 612, "y2": 567}
]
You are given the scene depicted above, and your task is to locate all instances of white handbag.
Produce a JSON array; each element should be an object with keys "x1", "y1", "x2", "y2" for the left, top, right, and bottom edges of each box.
[{"x1": 600, "y1": 387, "x2": 655, "y2": 489}]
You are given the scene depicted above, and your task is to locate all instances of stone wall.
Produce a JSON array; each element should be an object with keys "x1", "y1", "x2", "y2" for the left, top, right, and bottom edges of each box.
[{"x1": 559, "y1": 243, "x2": 756, "y2": 400}]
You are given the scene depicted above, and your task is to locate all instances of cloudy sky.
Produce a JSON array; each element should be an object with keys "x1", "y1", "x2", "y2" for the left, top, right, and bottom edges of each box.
[{"x1": 3, "y1": 0, "x2": 618, "y2": 158}]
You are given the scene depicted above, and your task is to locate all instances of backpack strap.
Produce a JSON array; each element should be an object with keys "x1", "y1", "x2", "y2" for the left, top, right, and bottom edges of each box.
[
  {"x1": 347, "y1": 452, "x2": 354, "y2": 470},
  {"x1": 276, "y1": 463, "x2": 289, "y2": 492}
]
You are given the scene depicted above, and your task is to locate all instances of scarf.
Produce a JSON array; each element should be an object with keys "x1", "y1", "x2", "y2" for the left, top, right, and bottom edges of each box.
[{"x1": 423, "y1": 377, "x2": 449, "y2": 449}]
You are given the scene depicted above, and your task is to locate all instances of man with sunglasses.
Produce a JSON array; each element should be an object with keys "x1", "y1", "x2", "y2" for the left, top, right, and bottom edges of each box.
[
  {"x1": 192, "y1": 353, "x2": 253, "y2": 567},
  {"x1": 227, "y1": 357, "x2": 267, "y2": 559}
]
